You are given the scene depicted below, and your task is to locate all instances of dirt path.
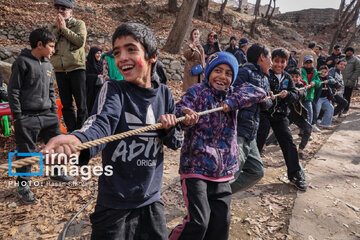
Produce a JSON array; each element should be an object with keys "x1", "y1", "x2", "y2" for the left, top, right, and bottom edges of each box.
[
  {"x1": 288, "y1": 107, "x2": 360, "y2": 240},
  {"x1": 0, "y1": 91, "x2": 359, "y2": 240}
]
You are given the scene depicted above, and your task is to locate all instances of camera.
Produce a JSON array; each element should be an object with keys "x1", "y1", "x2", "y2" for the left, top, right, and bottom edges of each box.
[{"x1": 214, "y1": 34, "x2": 218, "y2": 40}]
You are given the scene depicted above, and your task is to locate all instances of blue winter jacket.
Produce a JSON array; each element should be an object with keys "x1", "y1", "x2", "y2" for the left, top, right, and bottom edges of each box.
[{"x1": 234, "y1": 63, "x2": 272, "y2": 140}]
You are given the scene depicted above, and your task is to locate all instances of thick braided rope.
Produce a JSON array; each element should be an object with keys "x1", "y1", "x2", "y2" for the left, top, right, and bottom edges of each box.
[{"x1": 0, "y1": 107, "x2": 224, "y2": 172}]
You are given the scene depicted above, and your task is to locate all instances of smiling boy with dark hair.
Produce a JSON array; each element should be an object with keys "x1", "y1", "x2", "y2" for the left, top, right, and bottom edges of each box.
[
  {"x1": 43, "y1": 23, "x2": 184, "y2": 239},
  {"x1": 257, "y1": 48, "x2": 307, "y2": 191}
]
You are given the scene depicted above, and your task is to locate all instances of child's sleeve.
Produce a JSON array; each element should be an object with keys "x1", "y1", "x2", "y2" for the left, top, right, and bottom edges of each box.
[
  {"x1": 49, "y1": 68, "x2": 57, "y2": 113},
  {"x1": 225, "y1": 82, "x2": 266, "y2": 110},
  {"x1": 328, "y1": 76, "x2": 336, "y2": 85},
  {"x1": 7, "y1": 61, "x2": 25, "y2": 120},
  {"x1": 313, "y1": 72, "x2": 322, "y2": 88},
  {"x1": 161, "y1": 88, "x2": 184, "y2": 150},
  {"x1": 175, "y1": 87, "x2": 197, "y2": 130},
  {"x1": 283, "y1": 77, "x2": 298, "y2": 104},
  {"x1": 72, "y1": 81, "x2": 122, "y2": 165}
]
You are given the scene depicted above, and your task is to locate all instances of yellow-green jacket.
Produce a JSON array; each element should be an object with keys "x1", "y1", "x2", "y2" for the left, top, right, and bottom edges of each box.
[{"x1": 48, "y1": 17, "x2": 87, "y2": 72}]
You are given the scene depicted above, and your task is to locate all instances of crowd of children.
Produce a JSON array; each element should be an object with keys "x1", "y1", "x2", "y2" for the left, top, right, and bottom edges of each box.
[{"x1": 3, "y1": 0, "x2": 360, "y2": 238}]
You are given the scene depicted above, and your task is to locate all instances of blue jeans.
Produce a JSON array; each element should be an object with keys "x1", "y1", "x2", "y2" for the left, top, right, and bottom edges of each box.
[
  {"x1": 230, "y1": 136, "x2": 264, "y2": 193},
  {"x1": 303, "y1": 100, "x2": 313, "y2": 124},
  {"x1": 316, "y1": 97, "x2": 334, "y2": 126}
]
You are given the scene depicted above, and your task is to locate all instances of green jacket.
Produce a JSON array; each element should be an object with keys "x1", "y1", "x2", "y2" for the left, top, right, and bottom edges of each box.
[
  {"x1": 342, "y1": 55, "x2": 360, "y2": 87},
  {"x1": 101, "y1": 51, "x2": 124, "y2": 81},
  {"x1": 48, "y1": 17, "x2": 87, "y2": 72},
  {"x1": 301, "y1": 68, "x2": 321, "y2": 102}
]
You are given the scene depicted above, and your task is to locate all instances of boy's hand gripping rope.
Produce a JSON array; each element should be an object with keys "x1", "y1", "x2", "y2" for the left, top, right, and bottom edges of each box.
[{"x1": 0, "y1": 107, "x2": 224, "y2": 173}]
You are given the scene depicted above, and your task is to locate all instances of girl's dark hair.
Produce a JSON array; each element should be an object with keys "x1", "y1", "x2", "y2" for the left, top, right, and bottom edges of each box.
[
  {"x1": 112, "y1": 23, "x2": 158, "y2": 60},
  {"x1": 189, "y1": 28, "x2": 199, "y2": 41},
  {"x1": 287, "y1": 67, "x2": 301, "y2": 75},
  {"x1": 246, "y1": 43, "x2": 270, "y2": 64},
  {"x1": 271, "y1": 48, "x2": 289, "y2": 60},
  {"x1": 29, "y1": 28, "x2": 56, "y2": 49},
  {"x1": 318, "y1": 65, "x2": 329, "y2": 71}
]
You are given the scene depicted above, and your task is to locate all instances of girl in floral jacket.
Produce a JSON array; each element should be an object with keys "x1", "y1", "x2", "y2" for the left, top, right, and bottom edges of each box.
[{"x1": 169, "y1": 52, "x2": 266, "y2": 240}]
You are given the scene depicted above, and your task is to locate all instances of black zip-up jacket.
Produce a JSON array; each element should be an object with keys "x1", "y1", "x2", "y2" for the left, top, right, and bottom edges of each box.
[
  {"x1": 234, "y1": 63, "x2": 272, "y2": 140},
  {"x1": 265, "y1": 69, "x2": 298, "y2": 116},
  {"x1": 8, "y1": 48, "x2": 57, "y2": 120}
]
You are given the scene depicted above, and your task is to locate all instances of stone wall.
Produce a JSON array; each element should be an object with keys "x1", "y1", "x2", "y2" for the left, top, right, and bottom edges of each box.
[{"x1": 274, "y1": 8, "x2": 337, "y2": 25}]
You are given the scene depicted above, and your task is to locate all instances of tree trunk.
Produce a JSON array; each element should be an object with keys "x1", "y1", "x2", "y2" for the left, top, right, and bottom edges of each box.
[
  {"x1": 168, "y1": 0, "x2": 178, "y2": 13},
  {"x1": 250, "y1": 0, "x2": 261, "y2": 36},
  {"x1": 219, "y1": 0, "x2": 229, "y2": 34},
  {"x1": 253, "y1": 0, "x2": 261, "y2": 17},
  {"x1": 194, "y1": 0, "x2": 210, "y2": 21},
  {"x1": 163, "y1": 0, "x2": 199, "y2": 54},
  {"x1": 266, "y1": 0, "x2": 275, "y2": 25},
  {"x1": 328, "y1": 0, "x2": 360, "y2": 54},
  {"x1": 336, "y1": 0, "x2": 346, "y2": 22},
  {"x1": 264, "y1": 0, "x2": 272, "y2": 18},
  {"x1": 236, "y1": 0, "x2": 242, "y2": 12}
]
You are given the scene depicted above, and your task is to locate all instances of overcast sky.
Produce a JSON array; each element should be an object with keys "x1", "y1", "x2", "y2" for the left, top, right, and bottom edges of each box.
[{"x1": 246, "y1": 0, "x2": 341, "y2": 13}]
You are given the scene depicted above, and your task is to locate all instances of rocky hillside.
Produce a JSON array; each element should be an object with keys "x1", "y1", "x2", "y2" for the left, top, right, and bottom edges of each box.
[{"x1": 0, "y1": 0, "x2": 353, "y2": 82}]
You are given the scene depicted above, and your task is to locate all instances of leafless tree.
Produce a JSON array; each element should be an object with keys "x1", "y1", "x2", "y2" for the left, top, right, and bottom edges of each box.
[
  {"x1": 266, "y1": 0, "x2": 276, "y2": 25},
  {"x1": 219, "y1": 0, "x2": 229, "y2": 34},
  {"x1": 194, "y1": 0, "x2": 210, "y2": 21},
  {"x1": 329, "y1": 0, "x2": 360, "y2": 54},
  {"x1": 163, "y1": 0, "x2": 199, "y2": 54},
  {"x1": 250, "y1": 0, "x2": 261, "y2": 37},
  {"x1": 168, "y1": 0, "x2": 178, "y2": 13},
  {"x1": 264, "y1": 0, "x2": 272, "y2": 18},
  {"x1": 236, "y1": 0, "x2": 242, "y2": 12}
]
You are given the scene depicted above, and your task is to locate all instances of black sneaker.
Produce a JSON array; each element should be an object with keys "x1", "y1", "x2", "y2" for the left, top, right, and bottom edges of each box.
[
  {"x1": 50, "y1": 175, "x2": 74, "y2": 182},
  {"x1": 17, "y1": 185, "x2": 37, "y2": 204},
  {"x1": 289, "y1": 177, "x2": 307, "y2": 191},
  {"x1": 298, "y1": 152, "x2": 304, "y2": 159}
]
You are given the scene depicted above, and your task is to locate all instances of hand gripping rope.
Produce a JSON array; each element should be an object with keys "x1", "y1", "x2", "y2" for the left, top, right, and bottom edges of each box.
[{"x1": 0, "y1": 107, "x2": 224, "y2": 173}]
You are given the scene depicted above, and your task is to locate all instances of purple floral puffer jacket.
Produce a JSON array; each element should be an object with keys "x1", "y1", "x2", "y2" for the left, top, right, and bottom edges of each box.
[{"x1": 176, "y1": 81, "x2": 266, "y2": 178}]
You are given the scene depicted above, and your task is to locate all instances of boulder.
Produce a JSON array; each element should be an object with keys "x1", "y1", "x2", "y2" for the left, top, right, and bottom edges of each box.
[{"x1": 0, "y1": 61, "x2": 12, "y2": 85}]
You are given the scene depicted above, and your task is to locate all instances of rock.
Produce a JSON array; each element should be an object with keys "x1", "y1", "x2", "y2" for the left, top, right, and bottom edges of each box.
[
  {"x1": 170, "y1": 60, "x2": 181, "y2": 70},
  {"x1": 0, "y1": 61, "x2": 12, "y2": 85},
  {"x1": 7, "y1": 202, "x2": 17, "y2": 208},
  {"x1": 98, "y1": 37, "x2": 105, "y2": 44},
  {"x1": 172, "y1": 74, "x2": 182, "y2": 81}
]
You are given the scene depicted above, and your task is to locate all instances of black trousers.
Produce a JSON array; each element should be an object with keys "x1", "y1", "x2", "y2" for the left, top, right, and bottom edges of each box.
[
  {"x1": 90, "y1": 201, "x2": 167, "y2": 240},
  {"x1": 257, "y1": 113, "x2": 304, "y2": 180},
  {"x1": 14, "y1": 112, "x2": 62, "y2": 184},
  {"x1": 333, "y1": 94, "x2": 348, "y2": 116},
  {"x1": 169, "y1": 178, "x2": 232, "y2": 240},
  {"x1": 56, "y1": 70, "x2": 87, "y2": 132},
  {"x1": 289, "y1": 114, "x2": 312, "y2": 150},
  {"x1": 86, "y1": 77, "x2": 101, "y2": 116},
  {"x1": 343, "y1": 87, "x2": 353, "y2": 112}
]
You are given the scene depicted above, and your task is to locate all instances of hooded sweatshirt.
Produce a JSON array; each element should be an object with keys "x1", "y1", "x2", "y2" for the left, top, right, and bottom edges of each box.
[{"x1": 8, "y1": 48, "x2": 57, "y2": 119}]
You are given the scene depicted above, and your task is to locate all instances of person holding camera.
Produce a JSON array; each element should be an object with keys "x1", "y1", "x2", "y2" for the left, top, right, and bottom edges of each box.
[
  {"x1": 203, "y1": 31, "x2": 221, "y2": 61},
  {"x1": 182, "y1": 28, "x2": 206, "y2": 92}
]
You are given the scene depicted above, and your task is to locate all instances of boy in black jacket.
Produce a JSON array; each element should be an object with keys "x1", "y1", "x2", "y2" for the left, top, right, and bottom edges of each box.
[
  {"x1": 287, "y1": 68, "x2": 312, "y2": 159},
  {"x1": 256, "y1": 48, "x2": 307, "y2": 191},
  {"x1": 8, "y1": 28, "x2": 70, "y2": 204},
  {"x1": 43, "y1": 23, "x2": 186, "y2": 240}
]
